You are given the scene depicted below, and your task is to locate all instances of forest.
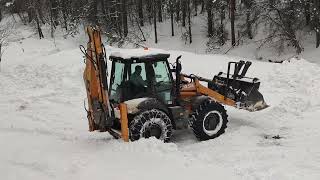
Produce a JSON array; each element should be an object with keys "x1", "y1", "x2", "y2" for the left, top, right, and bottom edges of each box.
[{"x1": 0, "y1": 0, "x2": 320, "y2": 55}]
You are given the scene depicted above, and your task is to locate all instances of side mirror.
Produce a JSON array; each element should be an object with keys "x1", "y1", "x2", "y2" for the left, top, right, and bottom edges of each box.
[
  {"x1": 175, "y1": 55, "x2": 182, "y2": 105},
  {"x1": 176, "y1": 55, "x2": 182, "y2": 61}
]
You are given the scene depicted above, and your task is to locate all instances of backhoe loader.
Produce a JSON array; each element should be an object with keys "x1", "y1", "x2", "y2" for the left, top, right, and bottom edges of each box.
[{"x1": 82, "y1": 26, "x2": 268, "y2": 142}]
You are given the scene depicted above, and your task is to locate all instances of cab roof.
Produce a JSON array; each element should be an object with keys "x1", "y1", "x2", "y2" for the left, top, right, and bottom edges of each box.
[{"x1": 109, "y1": 48, "x2": 170, "y2": 62}]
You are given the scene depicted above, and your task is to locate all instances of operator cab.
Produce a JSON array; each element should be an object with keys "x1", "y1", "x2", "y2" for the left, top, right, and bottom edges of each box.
[{"x1": 109, "y1": 51, "x2": 174, "y2": 105}]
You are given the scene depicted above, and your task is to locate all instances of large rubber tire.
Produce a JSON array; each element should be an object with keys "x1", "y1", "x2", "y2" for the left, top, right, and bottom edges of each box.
[
  {"x1": 129, "y1": 109, "x2": 173, "y2": 142},
  {"x1": 191, "y1": 100, "x2": 228, "y2": 141}
]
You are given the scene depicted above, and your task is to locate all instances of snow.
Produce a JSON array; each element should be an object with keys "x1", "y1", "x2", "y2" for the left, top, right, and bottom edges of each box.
[
  {"x1": 1, "y1": 20, "x2": 320, "y2": 180},
  {"x1": 124, "y1": 98, "x2": 149, "y2": 114},
  {"x1": 110, "y1": 48, "x2": 170, "y2": 59}
]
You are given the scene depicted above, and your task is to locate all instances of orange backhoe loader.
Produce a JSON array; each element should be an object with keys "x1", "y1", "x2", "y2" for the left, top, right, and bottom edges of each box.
[{"x1": 82, "y1": 26, "x2": 268, "y2": 142}]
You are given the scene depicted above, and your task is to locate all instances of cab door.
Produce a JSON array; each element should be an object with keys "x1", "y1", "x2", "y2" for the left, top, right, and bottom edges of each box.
[
  {"x1": 151, "y1": 61, "x2": 174, "y2": 105},
  {"x1": 109, "y1": 61, "x2": 126, "y2": 103}
]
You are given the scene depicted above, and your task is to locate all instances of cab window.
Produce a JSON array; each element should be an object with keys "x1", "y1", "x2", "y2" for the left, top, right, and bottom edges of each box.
[
  {"x1": 130, "y1": 63, "x2": 147, "y2": 84},
  {"x1": 152, "y1": 61, "x2": 173, "y2": 104},
  {"x1": 110, "y1": 62, "x2": 125, "y2": 102}
]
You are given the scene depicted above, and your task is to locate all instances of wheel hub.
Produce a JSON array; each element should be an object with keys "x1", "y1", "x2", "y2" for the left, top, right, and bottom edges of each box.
[
  {"x1": 143, "y1": 124, "x2": 162, "y2": 139},
  {"x1": 204, "y1": 114, "x2": 219, "y2": 130},
  {"x1": 202, "y1": 111, "x2": 223, "y2": 136}
]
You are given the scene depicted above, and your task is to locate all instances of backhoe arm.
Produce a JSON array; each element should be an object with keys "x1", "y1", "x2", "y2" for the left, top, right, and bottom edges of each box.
[{"x1": 83, "y1": 26, "x2": 113, "y2": 132}]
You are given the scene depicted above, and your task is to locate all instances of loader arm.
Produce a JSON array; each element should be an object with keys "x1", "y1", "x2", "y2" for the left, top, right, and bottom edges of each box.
[
  {"x1": 179, "y1": 74, "x2": 236, "y2": 107},
  {"x1": 179, "y1": 72, "x2": 268, "y2": 111}
]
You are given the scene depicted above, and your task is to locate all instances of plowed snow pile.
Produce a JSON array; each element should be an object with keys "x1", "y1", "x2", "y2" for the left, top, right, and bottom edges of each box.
[{"x1": 1, "y1": 26, "x2": 320, "y2": 180}]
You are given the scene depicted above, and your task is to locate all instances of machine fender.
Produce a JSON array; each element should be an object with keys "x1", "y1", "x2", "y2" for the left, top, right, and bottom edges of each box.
[
  {"x1": 136, "y1": 98, "x2": 170, "y2": 115},
  {"x1": 191, "y1": 95, "x2": 211, "y2": 112}
]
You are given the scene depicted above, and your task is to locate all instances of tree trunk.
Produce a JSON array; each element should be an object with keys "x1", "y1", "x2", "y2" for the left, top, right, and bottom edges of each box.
[
  {"x1": 243, "y1": 0, "x2": 253, "y2": 39},
  {"x1": 220, "y1": 4, "x2": 225, "y2": 45},
  {"x1": 27, "y1": 0, "x2": 34, "y2": 23},
  {"x1": 0, "y1": 7, "x2": 2, "y2": 22},
  {"x1": 230, "y1": 0, "x2": 236, "y2": 46},
  {"x1": 194, "y1": 0, "x2": 198, "y2": 16},
  {"x1": 36, "y1": 0, "x2": 45, "y2": 24},
  {"x1": 122, "y1": 0, "x2": 128, "y2": 37},
  {"x1": 61, "y1": 0, "x2": 68, "y2": 31},
  {"x1": 147, "y1": 0, "x2": 152, "y2": 24},
  {"x1": 188, "y1": 0, "x2": 192, "y2": 44},
  {"x1": 35, "y1": 9, "x2": 44, "y2": 39},
  {"x1": 100, "y1": 0, "x2": 108, "y2": 24},
  {"x1": 305, "y1": 0, "x2": 311, "y2": 25},
  {"x1": 200, "y1": 0, "x2": 205, "y2": 14},
  {"x1": 313, "y1": 0, "x2": 320, "y2": 48},
  {"x1": 154, "y1": 0, "x2": 158, "y2": 43},
  {"x1": 158, "y1": 0, "x2": 163, "y2": 22},
  {"x1": 88, "y1": 0, "x2": 98, "y2": 25},
  {"x1": 206, "y1": 0, "x2": 213, "y2": 37},
  {"x1": 246, "y1": 11, "x2": 253, "y2": 39},
  {"x1": 176, "y1": 0, "x2": 180, "y2": 21},
  {"x1": 138, "y1": 0, "x2": 144, "y2": 26},
  {"x1": 182, "y1": 0, "x2": 186, "y2": 27},
  {"x1": 171, "y1": 1, "x2": 175, "y2": 36},
  {"x1": 50, "y1": 0, "x2": 59, "y2": 26},
  {"x1": 316, "y1": 31, "x2": 320, "y2": 48}
]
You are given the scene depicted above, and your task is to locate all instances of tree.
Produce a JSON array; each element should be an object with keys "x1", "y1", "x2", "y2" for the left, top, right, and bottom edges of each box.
[
  {"x1": 50, "y1": 0, "x2": 59, "y2": 27},
  {"x1": 27, "y1": 0, "x2": 44, "y2": 39},
  {"x1": 138, "y1": 0, "x2": 144, "y2": 26},
  {"x1": 182, "y1": 0, "x2": 187, "y2": 27},
  {"x1": 194, "y1": 0, "x2": 198, "y2": 16},
  {"x1": 88, "y1": 0, "x2": 98, "y2": 25},
  {"x1": 176, "y1": 0, "x2": 180, "y2": 21},
  {"x1": 170, "y1": 0, "x2": 175, "y2": 36},
  {"x1": 154, "y1": 0, "x2": 158, "y2": 43},
  {"x1": 187, "y1": 0, "x2": 192, "y2": 43},
  {"x1": 0, "y1": 5, "x2": 2, "y2": 22},
  {"x1": 206, "y1": 0, "x2": 213, "y2": 37},
  {"x1": 5, "y1": 0, "x2": 318, "y2": 54},
  {"x1": 257, "y1": 0, "x2": 303, "y2": 54},
  {"x1": 0, "y1": 21, "x2": 13, "y2": 70},
  {"x1": 60, "y1": 0, "x2": 70, "y2": 31},
  {"x1": 158, "y1": 0, "x2": 163, "y2": 22},
  {"x1": 304, "y1": 0, "x2": 311, "y2": 25},
  {"x1": 230, "y1": 0, "x2": 236, "y2": 46},
  {"x1": 122, "y1": 0, "x2": 128, "y2": 37},
  {"x1": 243, "y1": 0, "x2": 254, "y2": 39},
  {"x1": 311, "y1": 0, "x2": 320, "y2": 48}
]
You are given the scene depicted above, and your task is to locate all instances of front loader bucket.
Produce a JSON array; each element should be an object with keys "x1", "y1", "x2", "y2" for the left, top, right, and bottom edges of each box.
[
  {"x1": 209, "y1": 76, "x2": 268, "y2": 111},
  {"x1": 209, "y1": 60, "x2": 269, "y2": 112},
  {"x1": 240, "y1": 88, "x2": 269, "y2": 112}
]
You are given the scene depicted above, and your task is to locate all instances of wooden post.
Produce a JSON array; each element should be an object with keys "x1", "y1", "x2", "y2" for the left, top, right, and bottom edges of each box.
[{"x1": 119, "y1": 103, "x2": 129, "y2": 142}]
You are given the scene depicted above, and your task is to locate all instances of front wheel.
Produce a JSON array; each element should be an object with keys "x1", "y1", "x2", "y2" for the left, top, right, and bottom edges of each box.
[
  {"x1": 191, "y1": 100, "x2": 228, "y2": 141},
  {"x1": 129, "y1": 109, "x2": 173, "y2": 142}
]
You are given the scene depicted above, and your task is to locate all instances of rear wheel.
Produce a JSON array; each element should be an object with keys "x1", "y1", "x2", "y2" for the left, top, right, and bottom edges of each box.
[
  {"x1": 191, "y1": 100, "x2": 228, "y2": 141},
  {"x1": 129, "y1": 109, "x2": 173, "y2": 142}
]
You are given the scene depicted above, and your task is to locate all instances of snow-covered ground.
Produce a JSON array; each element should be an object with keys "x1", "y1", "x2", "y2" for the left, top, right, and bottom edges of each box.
[{"x1": 1, "y1": 21, "x2": 320, "y2": 180}]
